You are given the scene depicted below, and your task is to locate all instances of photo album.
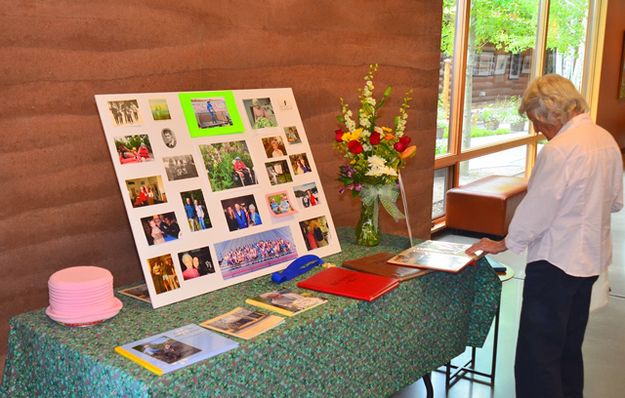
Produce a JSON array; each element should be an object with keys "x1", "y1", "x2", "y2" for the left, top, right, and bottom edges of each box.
[{"x1": 95, "y1": 89, "x2": 340, "y2": 307}]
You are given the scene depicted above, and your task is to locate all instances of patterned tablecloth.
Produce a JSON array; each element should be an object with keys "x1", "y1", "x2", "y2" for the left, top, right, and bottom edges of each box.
[{"x1": 1, "y1": 229, "x2": 501, "y2": 398}]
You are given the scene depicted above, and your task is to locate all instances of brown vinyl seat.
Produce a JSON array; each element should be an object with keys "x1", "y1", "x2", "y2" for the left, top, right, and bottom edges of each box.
[{"x1": 445, "y1": 175, "x2": 528, "y2": 237}]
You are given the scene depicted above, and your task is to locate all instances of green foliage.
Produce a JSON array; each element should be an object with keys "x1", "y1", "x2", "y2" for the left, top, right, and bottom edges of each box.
[
  {"x1": 440, "y1": 0, "x2": 588, "y2": 55},
  {"x1": 469, "y1": 126, "x2": 511, "y2": 137},
  {"x1": 199, "y1": 142, "x2": 253, "y2": 191}
]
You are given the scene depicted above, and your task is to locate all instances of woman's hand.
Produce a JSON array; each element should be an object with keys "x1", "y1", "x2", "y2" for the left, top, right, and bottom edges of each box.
[{"x1": 465, "y1": 238, "x2": 507, "y2": 257}]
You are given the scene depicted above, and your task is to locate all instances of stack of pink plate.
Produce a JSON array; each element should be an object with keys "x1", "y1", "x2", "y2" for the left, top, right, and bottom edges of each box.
[{"x1": 46, "y1": 266, "x2": 123, "y2": 327}]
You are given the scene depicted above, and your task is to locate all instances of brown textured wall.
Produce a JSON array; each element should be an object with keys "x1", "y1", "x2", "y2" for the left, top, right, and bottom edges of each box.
[
  {"x1": 0, "y1": 0, "x2": 441, "y2": 358},
  {"x1": 597, "y1": 0, "x2": 625, "y2": 149}
]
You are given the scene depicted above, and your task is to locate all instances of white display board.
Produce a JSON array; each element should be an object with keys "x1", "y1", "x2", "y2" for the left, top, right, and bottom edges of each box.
[{"x1": 95, "y1": 88, "x2": 340, "y2": 308}]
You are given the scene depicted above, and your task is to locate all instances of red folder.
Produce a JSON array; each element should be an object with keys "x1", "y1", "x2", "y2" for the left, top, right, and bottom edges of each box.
[{"x1": 296, "y1": 267, "x2": 400, "y2": 302}]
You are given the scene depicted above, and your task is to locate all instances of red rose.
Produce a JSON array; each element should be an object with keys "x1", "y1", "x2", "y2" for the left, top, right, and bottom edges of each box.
[
  {"x1": 369, "y1": 132, "x2": 381, "y2": 145},
  {"x1": 335, "y1": 129, "x2": 344, "y2": 142},
  {"x1": 348, "y1": 140, "x2": 363, "y2": 154},
  {"x1": 394, "y1": 142, "x2": 406, "y2": 152},
  {"x1": 399, "y1": 136, "x2": 411, "y2": 145}
]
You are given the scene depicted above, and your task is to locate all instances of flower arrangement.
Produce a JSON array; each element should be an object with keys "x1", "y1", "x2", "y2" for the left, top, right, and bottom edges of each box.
[
  {"x1": 334, "y1": 64, "x2": 416, "y2": 245},
  {"x1": 335, "y1": 64, "x2": 416, "y2": 195}
]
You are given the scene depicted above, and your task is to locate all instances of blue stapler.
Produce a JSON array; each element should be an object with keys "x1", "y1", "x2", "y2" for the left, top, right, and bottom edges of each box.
[{"x1": 271, "y1": 254, "x2": 324, "y2": 284}]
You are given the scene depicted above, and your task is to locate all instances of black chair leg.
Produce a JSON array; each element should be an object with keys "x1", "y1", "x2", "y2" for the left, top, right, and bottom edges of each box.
[{"x1": 422, "y1": 373, "x2": 434, "y2": 398}]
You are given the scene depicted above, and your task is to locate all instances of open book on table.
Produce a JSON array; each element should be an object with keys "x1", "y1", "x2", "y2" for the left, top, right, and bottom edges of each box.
[{"x1": 386, "y1": 240, "x2": 482, "y2": 273}]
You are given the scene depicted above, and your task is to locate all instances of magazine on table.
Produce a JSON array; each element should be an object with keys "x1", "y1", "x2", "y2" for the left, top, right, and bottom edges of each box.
[
  {"x1": 114, "y1": 324, "x2": 238, "y2": 376},
  {"x1": 200, "y1": 307, "x2": 284, "y2": 340},
  {"x1": 245, "y1": 289, "x2": 327, "y2": 317},
  {"x1": 387, "y1": 240, "x2": 482, "y2": 273}
]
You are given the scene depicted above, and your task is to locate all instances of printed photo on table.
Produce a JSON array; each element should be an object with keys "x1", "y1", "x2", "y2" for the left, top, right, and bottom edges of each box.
[
  {"x1": 266, "y1": 191, "x2": 297, "y2": 217},
  {"x1": 199, "y1": 141, "x2": 257, "y2": 192},
  {"x1": 202, "y1": 307, "x2": 267, "y2": 333},
  {"x1": 161, "y1": 128, "x2": 177, "y2": 149},
  {"x1": 163, "y1": 155, "x2": 199, "y2": 181},
  {"x1": 114, "y1": 134, "x2": 154, "y2": 164},
  {"x1": 299, "y1": 216, "x2": 330, "y2": 251},
  {"x1": 289, "y1": 153, "x2": 312, "y2": 175},
  {"x1": 146, "y1": 254, "x2": 180, "y2": 294},
  {"x1": 284, "y1": 126, "x2": 301, "y2": 144},
  {"x1": 118, "y1": 284, "x2": 151, "y2": 303},
  {"x1": 125, "y1": 175, "x2": 167, "y2": 208},
  {"x1": 214, "y1": 226, "x2": 298, "y2": 280},
  {"x1": 293, "y1": 182, "x2": 320, "y2": 208},
  {"x1": 222, "y1": 194, "x2": 262, "y2": 232},
  {"x1": 133, "y1": 336, "x2": 201, "y2": 364},
  {"x1": 180, "y1": 189, "x2": 211, "y2": 232},
  {"x1": 140, "y1": 212, "x2": 181, "y2": 245},
  {"x1": 265, "y1": 160, "x2": 292, "y2": 186},
  {"x1": 261, "y1": 136, "x2": 287, "y2": 158},
  {"x1": 107, "y1": 99, "x2": 142, "y2": 126},
  {"x1": 149, "y1": 99, "x2": 171, "y2": 121},
  {"x1": 178, "y1": 246, "x2": 215, "y2": 281},
  {"x1": 190, "y1": 97, "x2": 233, "y2": 129},
  {"x1": 243, "y1": 98, "x2": 277, "y2": 129}
]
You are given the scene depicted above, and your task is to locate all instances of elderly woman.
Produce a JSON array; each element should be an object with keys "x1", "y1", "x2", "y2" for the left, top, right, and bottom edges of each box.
[
  {"x1": 181, "y1": 253, "x2": 200, "y2": 280},
  {"x1": 466, "y1": 74, "x2": 623, "y2": 398}
]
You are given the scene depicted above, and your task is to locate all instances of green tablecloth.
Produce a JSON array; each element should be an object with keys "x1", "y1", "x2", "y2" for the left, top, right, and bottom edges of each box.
[{"x1": 1, "y1": 229, "x2": 501, "y2": 398}]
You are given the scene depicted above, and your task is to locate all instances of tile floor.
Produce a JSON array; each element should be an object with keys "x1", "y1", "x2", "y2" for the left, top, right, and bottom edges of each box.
[{"x1": 393, "y1": 179, "x2": 625, "y2": 398}]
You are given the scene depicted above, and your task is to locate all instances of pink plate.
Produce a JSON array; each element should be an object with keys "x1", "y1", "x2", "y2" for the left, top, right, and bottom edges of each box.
[{"x1": 46, "y1": 297, "x2": 123, "y2": 325}]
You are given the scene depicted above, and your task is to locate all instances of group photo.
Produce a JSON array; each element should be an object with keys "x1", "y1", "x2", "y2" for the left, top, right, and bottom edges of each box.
[
  {"x1": 221, "y1": 194, "x2": 262, "y2": 232},
  {"x1": 114, "y1": 134, "x2": 154, "y2": 164},
  {"x1": 125, "y1": 176, "x2": 167, "y2": 208},
  {"x1": 215, "y1": 227, "x2": 298, "y2": 280},
  {"x1": 107, "y1": 99, "x2": 142, "y2": 126},
  {"x1": 163, "y1": 155, "x2": 199, "y2": 181}
]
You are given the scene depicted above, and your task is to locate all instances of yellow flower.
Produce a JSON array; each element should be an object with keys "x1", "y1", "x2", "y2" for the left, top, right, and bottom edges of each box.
[
  {"x1": 382, "y1": 127, "x2": 392, "y2": 133},
  {"x1": 342, "y1": 128, "x2": 363, "y2": 143}
]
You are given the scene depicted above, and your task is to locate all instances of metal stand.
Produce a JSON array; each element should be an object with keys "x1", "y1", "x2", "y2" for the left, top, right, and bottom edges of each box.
[
  {"x1": 441, "y1": 303, "x2": 501, "y2": 390},
  {"x1": 422, "y1": 373, "x2": 434, "y2": 398}
]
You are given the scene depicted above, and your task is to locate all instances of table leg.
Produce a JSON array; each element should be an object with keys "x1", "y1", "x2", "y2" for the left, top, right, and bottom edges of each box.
[{"x1": 422, "y1": 373, "x2": 434, "y2": 398}]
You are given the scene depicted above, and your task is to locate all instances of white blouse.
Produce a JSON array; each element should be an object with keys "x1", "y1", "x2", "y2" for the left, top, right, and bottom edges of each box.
[{"x1": 505, "y1": 113, "x2": 623, "y2": 277}]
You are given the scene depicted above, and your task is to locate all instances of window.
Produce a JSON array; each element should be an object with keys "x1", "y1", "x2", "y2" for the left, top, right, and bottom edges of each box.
[{"x1": 433, "y1": 0, "x2": 597, "y2": 224}]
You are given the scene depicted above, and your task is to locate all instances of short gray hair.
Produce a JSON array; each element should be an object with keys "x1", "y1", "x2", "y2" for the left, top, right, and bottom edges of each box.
[{"x1": 518, "y1": 74, "x2": 589, "y2": 126}]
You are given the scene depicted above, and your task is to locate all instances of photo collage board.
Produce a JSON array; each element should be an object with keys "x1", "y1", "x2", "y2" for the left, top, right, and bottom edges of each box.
[{"x1": 95, "y1": 88, "x2": 340, "y2": 308}]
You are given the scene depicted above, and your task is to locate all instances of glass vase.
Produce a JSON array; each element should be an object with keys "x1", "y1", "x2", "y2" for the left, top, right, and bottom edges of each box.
[{"x1": 355, "y1": 195, "x2": 380, "y2": 246}]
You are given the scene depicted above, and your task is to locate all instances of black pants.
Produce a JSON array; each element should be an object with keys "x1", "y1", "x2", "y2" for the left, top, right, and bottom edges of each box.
[{"x1": 515, "y1": 260, "x2": 598, "y2": 398}]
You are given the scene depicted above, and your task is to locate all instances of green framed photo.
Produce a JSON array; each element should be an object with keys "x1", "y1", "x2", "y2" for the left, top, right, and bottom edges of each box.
[{"x1": 178, "y1": 91, "x2": 244, "y2": 137}]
